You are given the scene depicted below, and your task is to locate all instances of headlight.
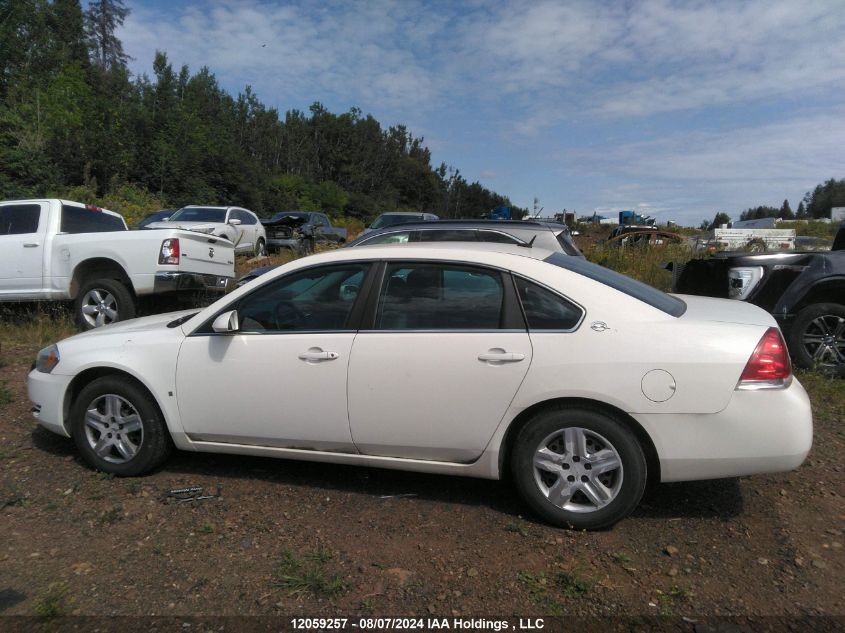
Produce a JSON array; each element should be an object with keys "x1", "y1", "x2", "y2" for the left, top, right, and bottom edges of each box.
[
  {"x1": 728, "y1": 266, "x2": 764, "y2": 300},
  {"x1": 35, "y1": 345, "x2": 60, "y2": 373}
]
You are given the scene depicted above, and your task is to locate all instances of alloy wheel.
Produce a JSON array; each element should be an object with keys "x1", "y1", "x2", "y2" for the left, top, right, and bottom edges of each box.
[
  {"x1": 83, "y1": 394, "x2": 144, "y2": 464},
  {"x1": 802, "y1": 314, "x2": 845, "y2": 368},
  {"x1": 80, "y1": 289, "x2": 118, "y2": 328},
  {"x1": 532, "y1": 427, "x2": 624, "y2": 513}
]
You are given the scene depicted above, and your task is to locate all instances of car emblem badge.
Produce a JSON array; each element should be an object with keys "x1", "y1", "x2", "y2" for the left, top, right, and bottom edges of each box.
[
  {"x1": 590, "y1": 321, "x2": 610, "y2": 332},
  {"x1": 208, "y1": 247, "x2": 214, "y2": 258}
]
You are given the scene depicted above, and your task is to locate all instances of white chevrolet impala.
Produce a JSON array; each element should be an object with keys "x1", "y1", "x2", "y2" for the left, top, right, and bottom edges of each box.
[{"x1": 27, "y1": 244, "x2": 812, "y2": 529}]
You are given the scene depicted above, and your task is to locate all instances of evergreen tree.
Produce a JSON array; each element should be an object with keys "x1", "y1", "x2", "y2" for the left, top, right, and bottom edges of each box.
[
  {"x1": 796, "y1": 201, "x2": 807, "y2": 219},
  {"x1": 85, "y1": 0, "x2": 130, "y2": 70},
  {"x1": 779, "y1": 199, "x2": 794, "y2": 219}
]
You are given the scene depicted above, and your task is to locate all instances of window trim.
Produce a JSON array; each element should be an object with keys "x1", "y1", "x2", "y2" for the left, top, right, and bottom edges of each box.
[
  {"x1": 511, "y1": 273, "x2": 586, "y2": 333},
  {"x1": 359, "y1": 260, "x2": 527, "y2": 333}
]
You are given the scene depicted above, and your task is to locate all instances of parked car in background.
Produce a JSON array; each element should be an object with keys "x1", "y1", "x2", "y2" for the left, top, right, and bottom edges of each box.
[
  {"x1": 673, "y1": 222, "x2": 845, "y2": 375},
  {"x1": 261, "y1": 211, "x2": 346, "y2": 253},
  {"x1": 28, "y1": 243, "x2": 812, "y2": 529},
  {"x1": 361, "y1": 211, "x2": 439, "y2": 234},
  {"x1": 236, "y1": 219, "x2": 583, "y2": 287},
  {"x1": 0, "y1": 199, "x2": 235, "y2": 329},
  {"x1": 134, "y1": 209, "x2": 175, "y2": 229},
  {"x1": 146, "y1": 205, "x2": 267, "y2": 256}
]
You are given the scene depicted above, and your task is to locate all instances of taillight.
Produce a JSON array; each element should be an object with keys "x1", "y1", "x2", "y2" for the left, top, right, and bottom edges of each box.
[
  {"x1": 736, "y1": 327, "x2": 792, "y2": 390},
  {"x1": 159, "y1": 238, "x2": 180, "y2": 265}
]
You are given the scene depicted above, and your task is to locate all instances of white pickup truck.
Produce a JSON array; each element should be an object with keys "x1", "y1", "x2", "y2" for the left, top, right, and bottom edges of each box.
[{"x1": 0, "y1": 199, "x2": 235, "y2": 329}]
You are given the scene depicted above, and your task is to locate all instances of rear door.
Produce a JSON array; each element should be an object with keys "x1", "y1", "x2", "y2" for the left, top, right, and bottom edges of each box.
[
  {"x1": 347, "y1": 261, "x2": 532, "y2": 462},
  {"x1": 0, "y1": 202, "x2": 47, "y2": 296}
]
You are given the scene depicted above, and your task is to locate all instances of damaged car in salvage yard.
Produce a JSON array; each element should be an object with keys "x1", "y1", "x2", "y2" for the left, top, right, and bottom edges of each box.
[{"x1": 27, "y1": 243, "x2": 812, "y2": 530}]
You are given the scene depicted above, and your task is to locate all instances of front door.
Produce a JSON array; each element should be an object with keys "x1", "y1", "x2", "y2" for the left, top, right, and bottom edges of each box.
[
  {"x1": 348, "y1": 262, "x2": 532, "y2": 462},
  {"x1": 176, "y1": 263, "x2": 371, "y2": 450},
  {"x1": 0, "y1": 202, "x2": 45, "y2": 297}
]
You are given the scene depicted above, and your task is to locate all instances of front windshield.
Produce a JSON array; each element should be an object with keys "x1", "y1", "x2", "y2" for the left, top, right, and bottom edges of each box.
[
  {"x1": 169, "y1": 207, "x2": 227, "y2": 223},
  {"x1": 370, "y1": 214, "x2": 422, "y2": 229},
  {"x1": 270, "y1": 212, "x2": 311, "y2": 222}
]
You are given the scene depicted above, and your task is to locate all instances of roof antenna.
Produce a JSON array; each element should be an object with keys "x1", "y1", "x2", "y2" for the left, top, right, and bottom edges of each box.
[{"x1": 518, "y1": 235, "x2": 537, "y2": 248}]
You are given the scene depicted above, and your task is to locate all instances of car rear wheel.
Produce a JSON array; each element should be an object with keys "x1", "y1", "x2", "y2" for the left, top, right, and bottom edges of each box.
[
  {"x1": 75, "y1": 278, "x2": 135, "y2": 330},
  {"x1": 70, "y1": 376, "x2": 172, "y2": 476},
  {"x1": 511, "y1": 406, "x2": 647, "y2": 530},
  {"x1": 789, "y1": 303, "x2": 845, "y2": 376}
]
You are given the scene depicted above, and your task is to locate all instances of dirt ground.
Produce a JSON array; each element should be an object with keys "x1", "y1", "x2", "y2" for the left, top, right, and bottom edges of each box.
[{"x1": 1, "y1": 340, "x2": 843, "y2": 623}]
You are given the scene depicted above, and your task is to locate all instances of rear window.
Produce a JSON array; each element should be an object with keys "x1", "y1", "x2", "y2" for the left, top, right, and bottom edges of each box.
[
  {"x1": 544, "y1": 252, "x2": 686, "y2": 317},
  {"x1": 61, "y1": 205, "x2": 126, "y2": 233}
]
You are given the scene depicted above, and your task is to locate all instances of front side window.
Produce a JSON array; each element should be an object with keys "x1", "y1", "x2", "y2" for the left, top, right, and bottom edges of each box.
[
  {"x1": 376, "y1": 263, "x2": 504, "y2": 330},
  {"x1": 514, "y1": 277, "x2": 583, "y2": 330},
  {"x1": 0, "y1": 204, "x2": 41, "y2": 235},
  {"x1": 236, "y1": 264, "x2": 368, "y2": 332},
  {"x1": 60, "y1": 205, "x2": 125, "y2": 233},
  {"x1": 240, "y1": 211, "x2": 257, "y2": 225}
]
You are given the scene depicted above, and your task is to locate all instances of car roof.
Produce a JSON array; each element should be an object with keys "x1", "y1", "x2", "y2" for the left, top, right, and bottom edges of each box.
[
  {"x1": 376, "y1": 211, "x2": 428, "y2": 216},
  {"x1": 362, "y1": 219, "x2": 563, "y2": 230}
]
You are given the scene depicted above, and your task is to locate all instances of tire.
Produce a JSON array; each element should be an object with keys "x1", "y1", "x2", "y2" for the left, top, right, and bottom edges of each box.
[
  {"x1": 70, "y1": 376, "x2": 172, "y2": 476},
  {"x1": 75, "y1": 278, "x2": 136, "y2": 330},
  {"x1": 298, "y1": 238, "x2": 315, "y2": 256},
  {"x1": 787, "y1": 303, "x2": 845, "y2": 376},
  {"x1": 510, "y1": 406, "x2": 647, "y2": 530},
  {"x1": 254, "y1": 238, "x2": 267, "y2": 257}
]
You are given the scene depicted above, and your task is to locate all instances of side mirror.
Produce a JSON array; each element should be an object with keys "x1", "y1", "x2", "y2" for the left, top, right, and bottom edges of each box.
[
  {"x1": 228, "y1": 218, "x2": 242, "y2": 226},
  {"x1": 161, "y1": 217, "x2": 170, "y2": 222},
  {"x1": 212, "y1": 310, "x2": 239, "y2": 333}
]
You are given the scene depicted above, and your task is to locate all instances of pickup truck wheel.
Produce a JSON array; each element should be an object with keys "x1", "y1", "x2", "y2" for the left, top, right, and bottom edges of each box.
[
  {"x1": 299, "y1": 238, "x2": 315, "y2": 256},
  {"x1": 75, "y1": 279, "x2": 135, "y2": 330},
  {"x1": 254, "y1": 238, "x2": 267, "y2": 257},
  {"x1": 510, "y1": 407, "x2": 647, "y2": 530},
  {"x1": 789, "y1": 303, "x2": 845, "y2": 376},
  {"x1": 70, "y1": 376, "x2": 172, "y2": 476}
]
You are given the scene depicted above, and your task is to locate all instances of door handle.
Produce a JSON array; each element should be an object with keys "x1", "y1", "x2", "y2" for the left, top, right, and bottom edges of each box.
[
  {"x1": 478, "y1": 351, "x2": 525, "y2": 363},
  {"x1": 298, "y1": 348, "x2": 340, "y2": 362},
  {"x1": 23, "y1": 243, "x2": 39, "y2": 248}
]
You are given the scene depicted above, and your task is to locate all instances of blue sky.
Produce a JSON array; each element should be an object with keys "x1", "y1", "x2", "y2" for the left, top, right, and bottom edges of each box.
[{"x1": 118, "y1": 0, "x2": 845, "y2": 225}]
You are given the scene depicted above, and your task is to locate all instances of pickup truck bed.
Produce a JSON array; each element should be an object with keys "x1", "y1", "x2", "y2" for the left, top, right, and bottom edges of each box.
[{"x1": 0, "y1": 199, "x2": 235, "y2": 328}]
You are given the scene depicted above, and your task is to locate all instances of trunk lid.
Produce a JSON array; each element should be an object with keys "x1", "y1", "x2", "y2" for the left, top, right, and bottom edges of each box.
[
  {"x1": 674, "y1": 294, "x2": 778, "y2": 327},
  {"x1": 172, "y1": 230, "x2": 235, "y2": 276}
]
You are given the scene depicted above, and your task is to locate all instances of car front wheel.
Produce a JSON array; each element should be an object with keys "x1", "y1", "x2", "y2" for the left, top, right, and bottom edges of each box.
[
  {"x1": 789, "y1": 303, "x2": 845, "y2": 376},
  {"x1": 70, "y1": 376, "x2": 172, "y2": 476},
  {"x1": 255, "y1": 238, "x2": 267, "y2": 257},
  {"x1": 511, "y1": 406, "x2": 647, "y2": 530}
]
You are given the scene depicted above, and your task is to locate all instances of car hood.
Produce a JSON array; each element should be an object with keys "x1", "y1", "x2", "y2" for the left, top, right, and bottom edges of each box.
[
  {"x1": 674, "y1": 294, "x2": 777, "y2": 327},
  {"x1": 62, "y1": 310, "x2": 199, "y2": 342},
  {"x1": 262, "y1": 216, "x2": 308, "y2": 228}
]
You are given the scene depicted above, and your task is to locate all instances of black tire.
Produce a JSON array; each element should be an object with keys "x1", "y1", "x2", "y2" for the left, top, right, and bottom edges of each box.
[
  {"x1": 299, "y1": 238, "x2": 315, "y2": 256},
  {"x1": 70, "y1": 376, "x2": 172, "y2": 476},
  {"x1": 255, "y1": 238, "x2": 267, "y2": 257},
  {"x1": 75, "y1": 278, "x2": 135, "y2": 330},
  {"x1": 788, "y1": 303, "x2": 845, "y2": 376},
  {"x1": 511, "y1": 406, "x2": 647, "y2": 530}
]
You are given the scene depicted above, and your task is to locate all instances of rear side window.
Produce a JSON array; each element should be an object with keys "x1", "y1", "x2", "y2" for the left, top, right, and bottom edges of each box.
[
  {"x1": 416, "y1": 229, "x2": 479, "y2": 242},
  {"x1": 544, "y1": 252, "x2": 686, "y2": 317},
  {"x1": 361, "y1": 231, "x2": 412, "y2": 245},
  {"x1": 477, "y1": 230, "x2": 523, "y2": 245},
  {"x1": 514, "y1": 277, "x2": 582, "y2": 330},
  {"x1": 0, "y1": 204, "x2": 41, "y2": 235},
  {"x1": 61, "y1": 205, "x2": 125, "y2": 233},
  {"x1": 376, "y1": 263, "x2": 504, "y2": 330}
]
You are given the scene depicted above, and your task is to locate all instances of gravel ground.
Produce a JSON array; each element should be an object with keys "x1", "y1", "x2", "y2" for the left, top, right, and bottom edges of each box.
[{"x1": 0, "y1": 342, "x2": 843, "y2": 622}]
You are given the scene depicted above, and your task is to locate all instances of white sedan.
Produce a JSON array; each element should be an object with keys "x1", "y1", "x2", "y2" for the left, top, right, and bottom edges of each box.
[
  {"x1": 27, "y1": 244, "x2": 812, "y2": 529},
  {"x1": 147, "y1": 205, "x2": 267, "y2": 256}
]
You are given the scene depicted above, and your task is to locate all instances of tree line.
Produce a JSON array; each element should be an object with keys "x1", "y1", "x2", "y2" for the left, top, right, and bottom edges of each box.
[
  {"x1": 702, "y1": 178, "x2": 845, "y2": 229},
  {"x1": 0, "y1": 0, "x2": 525, "y2": 223}
]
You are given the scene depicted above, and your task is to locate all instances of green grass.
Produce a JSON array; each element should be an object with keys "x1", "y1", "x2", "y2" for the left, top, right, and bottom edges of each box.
[
  {"x1": 0, "y1": 383, "x2": 12, "y2": 406},
  {"x1": 0, "y1": 308, "x2": 77, "y2": 354},
  {"x1": 273, "y1": 547, "x2": 346, "y2": 599},
  {"x1": 32, "y1": 583, "x2": 69, "y2": 618},
  {"x1": 518, "y1": 569, "x2": 593, "y2": 614}
]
